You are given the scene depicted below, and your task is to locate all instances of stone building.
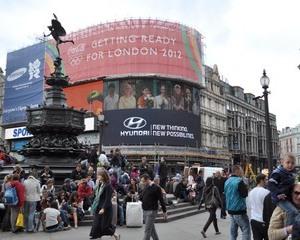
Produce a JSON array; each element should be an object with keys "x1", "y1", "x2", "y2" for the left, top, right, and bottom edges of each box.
[
  {"x1": 222, "y1": 81, "x2": 279, "y2": 171},
  {"x1": 279, "y1": 125, "x2": 300, "y2": 165},
  {"x1": 0, "y1": 67, "x2": 4, "y2": 147},
  {"x1": 200, "y1": 65, "x2": 231, "y2": 166}
]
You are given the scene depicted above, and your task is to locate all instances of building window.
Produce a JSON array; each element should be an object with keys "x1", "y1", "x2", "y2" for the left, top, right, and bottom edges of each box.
[
  {"x1": 210, "y1": 133, "x2": 214, "y2": 146},
  {"x1": 208, "y1": 98, "x2": 211, "y2": 109}
]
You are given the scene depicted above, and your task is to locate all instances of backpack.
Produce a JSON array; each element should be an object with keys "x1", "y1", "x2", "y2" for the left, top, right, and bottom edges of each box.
[
  {"x1": 4, "y1": 187, "x2": 18, "y2": 206},
  {"x1": 205, "y1": 186, "x2": 220, "y2": 209}
]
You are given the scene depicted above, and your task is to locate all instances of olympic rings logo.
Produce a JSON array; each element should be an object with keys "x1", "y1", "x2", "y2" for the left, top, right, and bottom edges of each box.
[{"x1": 69, "y1": 56, "x2": 82, "y2": 66}]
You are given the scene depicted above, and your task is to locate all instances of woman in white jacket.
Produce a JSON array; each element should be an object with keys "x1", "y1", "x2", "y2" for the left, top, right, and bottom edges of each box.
[{"x1": 41, "y1": 179, "x2": 55, "y2": 196}]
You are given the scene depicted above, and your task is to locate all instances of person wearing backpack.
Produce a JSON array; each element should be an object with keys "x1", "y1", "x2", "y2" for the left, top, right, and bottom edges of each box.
[
  {"x1": 201, "y1": 177, "x2": 222, "y2": 238},
  {"x1": 224, "y1": 165, "x2": 251, "y2": 240},
  {"x1": 9, "y1": 174, "x2": 25, "y2": 233}
]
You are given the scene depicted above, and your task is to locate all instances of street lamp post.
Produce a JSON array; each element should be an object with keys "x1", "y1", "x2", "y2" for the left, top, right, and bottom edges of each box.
[
  {"x1": 257, "y1": 70, "x2": 273, "y2": 174},
  {"x1": 98, "y1": 113, "x2": 109, "y2": 154}
]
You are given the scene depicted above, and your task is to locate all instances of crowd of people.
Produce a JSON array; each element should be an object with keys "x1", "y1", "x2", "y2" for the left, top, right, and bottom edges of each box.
[
  {"x1": 1, "y1": 149, "x2": 300, "y2": 240},
  {"x1": 199, "y1": 153, "x2": 300, "y2": 240},
  {"x1": 0, "y1": 148, "x2": 188, "y2": 239}
]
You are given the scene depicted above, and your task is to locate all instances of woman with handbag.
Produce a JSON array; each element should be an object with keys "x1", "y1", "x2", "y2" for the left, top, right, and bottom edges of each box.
[
  {"x1": 89, "y1": 169, "x2": 120, "y2": 240},
  {"x1": 201, "y1": 177, "x2": 222, "y2": 238}
]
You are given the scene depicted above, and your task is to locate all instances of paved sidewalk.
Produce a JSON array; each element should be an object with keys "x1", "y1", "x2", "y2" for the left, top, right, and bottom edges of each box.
[{"x1": 1, "y1": 212, "x2": 233, "y2": 240}]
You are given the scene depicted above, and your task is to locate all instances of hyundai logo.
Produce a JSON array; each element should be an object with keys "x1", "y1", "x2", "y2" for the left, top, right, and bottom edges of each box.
[{"x1": 123, "y1": 117, "x2": 147, "y2": 130}]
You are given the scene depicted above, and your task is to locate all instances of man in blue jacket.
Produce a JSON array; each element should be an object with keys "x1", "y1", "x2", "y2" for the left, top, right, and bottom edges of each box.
[{"x1": 224, "y1": 165, "x2": 250, "y2": 240}]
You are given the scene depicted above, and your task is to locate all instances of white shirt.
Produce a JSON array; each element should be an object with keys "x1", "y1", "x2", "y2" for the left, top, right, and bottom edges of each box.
[
  {"x1": 41, "y1": 185, "x2": 55, "y2": 196},
  {"x1": 24, "y1": 176, "x2": 41, "y2": 201},
  {"x1": 154, "y1": 95, "x2": 170, "y2": 109},
  {"x1": 44, "y1": 207, "x2": 60, "y2": 227},
  {"x1": 98, "y1": 154, "x2": 109, "y2": 167},
  {"x1": 248, "y1": 186, "x2": 270, "y2": 222},
  {"x1": 118, "y1": 95, "x2": 136, "y2": 109},
  {"x1": 104, "y1": 94, "x2": 119, "y2": 110},
  {"x1": 188, "y1": 175, "x2": 194, "y2": 186}
]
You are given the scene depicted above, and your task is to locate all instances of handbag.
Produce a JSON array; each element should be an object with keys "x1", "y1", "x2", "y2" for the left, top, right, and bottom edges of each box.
[{"x1": 16, "y1": 212, "x2": 24, "y2": 228}]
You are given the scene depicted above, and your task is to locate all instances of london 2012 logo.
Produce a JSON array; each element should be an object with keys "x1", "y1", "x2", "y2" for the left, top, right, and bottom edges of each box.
[{"x1": 123, "y1": 117, "x2": 147, "y2": 130}]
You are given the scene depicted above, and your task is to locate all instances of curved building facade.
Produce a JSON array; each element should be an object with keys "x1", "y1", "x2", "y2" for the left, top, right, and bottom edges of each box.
[
  {"x1": 3, "y1": 19, "x2": 233, "y2": 167},
  {"x1": 53, "y1": 19, "x2": 207, "y2": 165}
]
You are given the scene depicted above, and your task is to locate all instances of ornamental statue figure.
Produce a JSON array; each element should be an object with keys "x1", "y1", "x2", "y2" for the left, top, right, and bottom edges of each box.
[{"x1": 44, "y1": 13, "x2": 74, "y2": 56}]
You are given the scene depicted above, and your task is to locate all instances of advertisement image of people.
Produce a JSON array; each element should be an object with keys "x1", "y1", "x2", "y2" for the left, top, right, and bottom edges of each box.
[
  {"x1": 136, "y1": 80, "x2": 154, "y2": 109},
  {"x1": 104, "y1": 81, "x2": 119, "y2": 110},
  {"x1": 102, "y1": 78, "x2": 201, "y2": 115},
  {"x1": 171, "y1": 83, "x2": 184, "y2": 111},
  {"x1": 137, "y1": 87, "x2": 154, "y2": 109},
  {"x1": 118, "y1": 81, "x2": 136, "y2": 109},
  {"x1": 184, "y1": 86, "x2": 193, "y2": 112},
  {"x1": 192, "y1": 88, "x2": 200, "y2": 115},
  {"x1": 154, "y1": 84, "x2": 171, "y2": 110}
]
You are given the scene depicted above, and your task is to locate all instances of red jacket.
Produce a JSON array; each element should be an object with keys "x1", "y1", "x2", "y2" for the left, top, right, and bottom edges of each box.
[
  {"x1": 0, "y1": 151, "x2": 5, "y2": 160},
  {"x1": 11, "y1": 180, "x2": 25, "y2": 208},
  {"x1": 77, "y1": 183, "x2": 92, "y2": 202}
]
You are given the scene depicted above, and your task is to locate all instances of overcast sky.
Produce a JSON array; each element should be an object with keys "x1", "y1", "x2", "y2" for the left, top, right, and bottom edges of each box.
[{"x1": 0, "y1": 0, "x2": 299, "y2": 130}]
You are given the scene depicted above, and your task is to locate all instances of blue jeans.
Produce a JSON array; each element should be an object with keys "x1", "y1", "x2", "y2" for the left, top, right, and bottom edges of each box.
[
  {"x1": 278, "y1": 200, "x2": 299, "y2": 226},
  {"x1": 118, "y1": 204, "x2": 125, "y2": 226},
  {"x1": 143, "y1": 210, "x2": 159, "y2": 240},
  {"x1": 24, "y1": 201, "x2": 37, "y2": 232},
  {"x1": 60, "y1": 210, "x2": 70, "y2": 226},
  {"x1": 177, "y1": 190, "x2": 187, "y2": 201},
  {"x1": 45, "y1": 221, "x2": 64, "y2": 232},
  {"x1": 230, "y1": 214, "x2": 251, "y2": 240}
]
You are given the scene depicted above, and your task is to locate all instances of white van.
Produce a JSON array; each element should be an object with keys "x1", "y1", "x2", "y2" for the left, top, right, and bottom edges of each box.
[
  {"x1": 185, "y1": 165, "x2": 223, "y2": 182},
  {"x1": 200, "y1": 167, "x2": 223, "y2": 182}
]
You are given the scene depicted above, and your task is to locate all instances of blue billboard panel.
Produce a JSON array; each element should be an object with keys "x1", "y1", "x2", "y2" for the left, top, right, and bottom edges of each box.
[
  {"x1": 3, "y1": 43, "x2": 45, "y2": 124},
  {"x1": 103, "y1": 109, "x2": 201, "y2": 147}
]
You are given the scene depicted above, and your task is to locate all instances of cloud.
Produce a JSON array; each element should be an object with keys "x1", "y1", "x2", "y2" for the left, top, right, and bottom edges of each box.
[{"x1": 204, "y1": 0, "x2": 300, "y2": 129}]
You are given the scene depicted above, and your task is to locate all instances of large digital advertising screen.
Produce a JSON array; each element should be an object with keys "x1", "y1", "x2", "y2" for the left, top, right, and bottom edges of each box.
[
  {"x1": 63, "y1": 80, "x2": 104, "y2": 115},
  {"x1": 45, "y1": 19, "x2": 205, "y2": 86},
  {"x1": 103, "y1": 109, "x2": 200, "y2": 147}
]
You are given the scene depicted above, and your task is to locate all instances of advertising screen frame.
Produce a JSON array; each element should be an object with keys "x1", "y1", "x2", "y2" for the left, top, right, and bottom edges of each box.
[
  {"x1": 45, "y1": 19, "x2": 205, "y2": 87},
  {"x1": 102, "y1": 108, "x2": 201, "y2": 147},
  {"x1": 3, "y1": 43, "x2": 45, "y2": 124}
]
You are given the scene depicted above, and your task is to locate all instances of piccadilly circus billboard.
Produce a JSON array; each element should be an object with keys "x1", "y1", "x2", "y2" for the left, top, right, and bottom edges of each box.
[
  {"x1": 45, "y1": 19, "x2": 205, "y2": 86},
  {"x1": 3, "y1": 19, "x2": 204, "y2": 126},
  {"x1": 103, "y1": 109, "x2": 201, "y2": 147},
  {"x1": 3, "y1": 43, "x2": 45, "y2": 124}
]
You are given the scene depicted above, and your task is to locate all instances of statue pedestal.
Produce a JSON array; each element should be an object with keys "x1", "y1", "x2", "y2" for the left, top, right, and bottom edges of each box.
[
  {"x1": 21, "y1": 57, "x2": 86, "y2": 167},
  {"x1": 24, "y1": 155, "x2": 78, "y2": 166}
]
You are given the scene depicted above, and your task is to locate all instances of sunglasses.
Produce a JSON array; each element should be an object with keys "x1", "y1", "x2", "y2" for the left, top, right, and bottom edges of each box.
[{"x1": 293, "y1": 191, "x2": 300, "y2": 196}]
